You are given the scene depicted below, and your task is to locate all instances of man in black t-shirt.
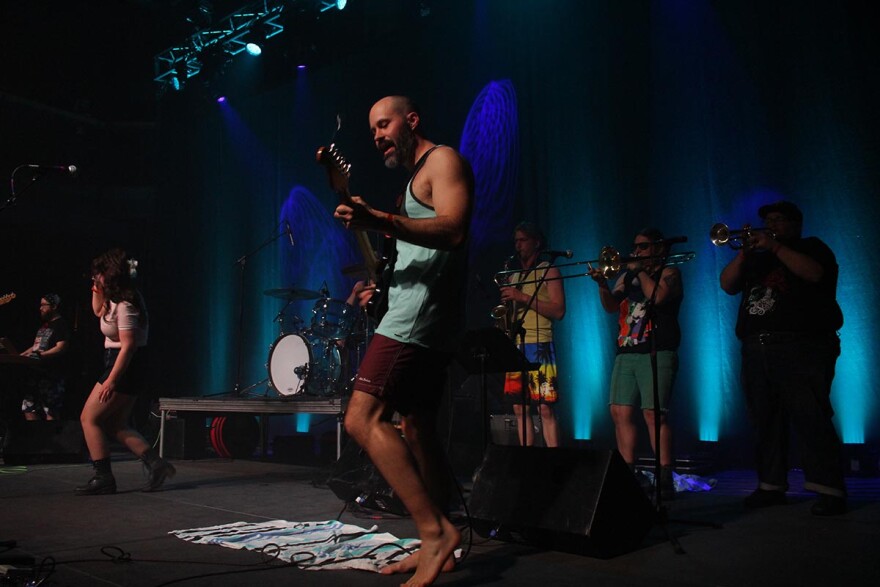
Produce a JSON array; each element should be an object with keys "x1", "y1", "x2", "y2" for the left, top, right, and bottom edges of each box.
[
  {"x1": 20, "y1": 293, "x2": 71, "y2": 420},
  {"x1": 720, "y1": 201, "x2": 846, "y2": 516}
]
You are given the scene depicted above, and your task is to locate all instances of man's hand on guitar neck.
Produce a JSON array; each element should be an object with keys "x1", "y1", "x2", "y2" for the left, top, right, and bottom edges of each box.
[{"x1": 334, "y1": 194, "x2": 394, "y2": 234}]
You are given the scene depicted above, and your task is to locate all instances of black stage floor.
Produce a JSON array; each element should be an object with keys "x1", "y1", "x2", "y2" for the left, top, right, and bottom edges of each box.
[{"x1": 1, "y1": 453, "x2": 879, "y2": 587}]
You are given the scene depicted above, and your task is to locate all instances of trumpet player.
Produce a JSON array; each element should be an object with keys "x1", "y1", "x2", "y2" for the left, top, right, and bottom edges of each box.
[
  {"x1": 719, "y1": 201, "x2": 846, "y2": 516},
  {"x1": 589, "y1": 228, "x2": 682, "y2": 500},
  {"x1": 500, "y1": 221, "x2": 566, "y2": 447}
]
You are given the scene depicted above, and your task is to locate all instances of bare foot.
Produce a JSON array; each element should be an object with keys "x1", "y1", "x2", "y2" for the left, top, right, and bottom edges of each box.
[
  {"x1": 380, "y1": 550, "x2": 455, "y2": 575},
  {"x1": 400, "y1": 517, "x2": 460, "y2": 587}
]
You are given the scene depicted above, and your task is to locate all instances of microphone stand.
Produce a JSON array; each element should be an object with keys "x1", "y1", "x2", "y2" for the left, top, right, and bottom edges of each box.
[
  {"x1": 633, "y1": 249, "x2": 719, "y2": 555},
  {"x1": 511, "y1": 257, "x2": 555, "y2": 446},
  {"x1": 226, "y1": 223, "x2": 289, "y2": 397},
  {"x1": 1, "y1": 166, "x2": 43, "y2": 213}
]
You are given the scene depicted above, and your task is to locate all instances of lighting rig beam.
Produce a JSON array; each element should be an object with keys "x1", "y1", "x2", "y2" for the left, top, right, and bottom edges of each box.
[{"x1": 153, "y1": 0, "x2": 287, "y2": 93}]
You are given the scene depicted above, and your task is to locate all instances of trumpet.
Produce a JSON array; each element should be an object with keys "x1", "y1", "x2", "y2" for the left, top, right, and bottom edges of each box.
[
  {"x1": 492, "y1": 246, "x2": 696, "y2": 287},
  {"x1": 710, "y1": 223, "x2": 775, "y2": 250},
  {"x1": 490, "y1": 255, "x2": 518, "y2": 337}
]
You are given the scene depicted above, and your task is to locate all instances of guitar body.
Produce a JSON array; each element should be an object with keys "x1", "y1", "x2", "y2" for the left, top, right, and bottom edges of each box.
[{"x1": 316, "y1": 145, "x2": 395, "y2": 322}]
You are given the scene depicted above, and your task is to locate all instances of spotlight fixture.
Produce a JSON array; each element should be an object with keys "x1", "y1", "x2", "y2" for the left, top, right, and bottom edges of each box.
[
  {"x1": 245, "y1": 40, "x2": 262, "y2": 56},
  {"x1": 154, "y1": 0, "x2": 286, "y2": 94},
  {"x1": 320, "y1": 0, "x2": 347, "y2": 13},
  {"x1": 244, "y1": 22, "x2": 272, "y2": 56}
]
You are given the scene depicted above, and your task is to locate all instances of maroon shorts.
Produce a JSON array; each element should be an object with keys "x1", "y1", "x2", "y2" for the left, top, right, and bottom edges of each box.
[{"x1": 352, "y1": 334, "x2": 451, "y2": 415}]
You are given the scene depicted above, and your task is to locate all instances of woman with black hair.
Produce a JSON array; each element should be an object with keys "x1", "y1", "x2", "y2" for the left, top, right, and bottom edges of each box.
[{"x1": 76, "y1": 248, "x2": 174, "y2": 495}]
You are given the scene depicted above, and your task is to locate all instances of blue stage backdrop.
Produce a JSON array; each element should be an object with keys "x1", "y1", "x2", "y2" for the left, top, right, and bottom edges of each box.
[{"x1": 151, "y1": 1, "x2": 878, "y2": 458}]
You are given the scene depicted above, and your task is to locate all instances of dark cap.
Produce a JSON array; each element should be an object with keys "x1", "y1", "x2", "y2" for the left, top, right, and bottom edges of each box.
[
  {"x1": 758, "y1": 201, "x2": 803, "y2": 223},
  {"x1": 43, "y1": 293, "x2": 61, "y2": 307}
]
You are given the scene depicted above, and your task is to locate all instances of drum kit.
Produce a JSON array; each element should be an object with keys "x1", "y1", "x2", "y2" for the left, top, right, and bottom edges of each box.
[{"x1": 263, "y1": 286, "x2": 371, "y2": 399}]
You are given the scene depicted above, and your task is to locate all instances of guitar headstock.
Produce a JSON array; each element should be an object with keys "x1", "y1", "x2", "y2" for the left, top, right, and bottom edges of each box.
[
  {"x1": 0, "y1": 292, "x2": 16, "y2": 306},
  {"x1": 316, "y1": 144, "x2": 352, "y2": 198}
]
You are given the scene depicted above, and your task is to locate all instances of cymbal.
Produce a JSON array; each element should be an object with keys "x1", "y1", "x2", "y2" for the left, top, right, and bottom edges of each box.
[{"x1": 263, "y1": 287, "x2": 322, "y2": 300}]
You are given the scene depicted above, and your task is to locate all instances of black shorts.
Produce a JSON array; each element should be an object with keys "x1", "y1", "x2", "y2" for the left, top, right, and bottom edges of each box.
[
  {"x1": 98, "y1": 348, "x2": 145, "y2": 395},
  {"x1": 353, "y1": 334, "x2": 451, "y2": 416}
]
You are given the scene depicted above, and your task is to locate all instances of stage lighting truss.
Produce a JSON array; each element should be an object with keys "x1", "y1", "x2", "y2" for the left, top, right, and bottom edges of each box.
[
  {"x1": 319, "y1": 0, "x2": 346, "y2": 12},
  {"x1": 154, "y1": 0, "x2": 287, "y2": 93}
]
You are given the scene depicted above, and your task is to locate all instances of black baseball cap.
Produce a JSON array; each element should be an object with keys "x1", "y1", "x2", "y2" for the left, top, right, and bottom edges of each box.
[
  {"x1": 43, "y1": 293, "x2": 61, "y2": 307},
  {"x1": 758, "y1": 201, "x2": 803, "y2": 223}
]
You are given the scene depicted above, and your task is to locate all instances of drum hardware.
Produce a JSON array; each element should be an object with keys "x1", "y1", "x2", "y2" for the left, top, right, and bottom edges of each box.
[
  {"x1": 229, "y1": 223, "x2": 300, "y2": 396},
  {"x1": 310, "y1": 297, "x2": 357, "y2": 341},
  {"x1": 493, "y1": 247, "x2": 696, "y2": 286},
  {"x1": 709, "y1": 223, "x2": 775, "y2": 250}
]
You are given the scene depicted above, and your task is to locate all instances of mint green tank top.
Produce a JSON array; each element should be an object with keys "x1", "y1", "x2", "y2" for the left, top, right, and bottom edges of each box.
[{"x1": 375, "y1": 147, "x2": 467, "y2": 352}]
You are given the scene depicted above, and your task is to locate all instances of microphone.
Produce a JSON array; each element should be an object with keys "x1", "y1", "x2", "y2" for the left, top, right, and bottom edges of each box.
[
  {"x1": 655, "y1": 236, "x2": 688, "y2": 245},
  {"x1": 541, "y1": 249, "x2": 574, "y2": 259},
  {"x1": 27, "y1": 164, "x2": 78, "y2": 176},
  {"x1": 293, "y1": 364, "x2": 309, "y2": 378},
  {"x1": 285, "y1": 220, "x2": 295, "y2": 246}
]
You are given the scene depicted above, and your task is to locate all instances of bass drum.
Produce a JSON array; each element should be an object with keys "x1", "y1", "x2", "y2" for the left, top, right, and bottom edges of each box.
[{"x1": 268, "y1": 333, "x2": 342, "y2": 397}]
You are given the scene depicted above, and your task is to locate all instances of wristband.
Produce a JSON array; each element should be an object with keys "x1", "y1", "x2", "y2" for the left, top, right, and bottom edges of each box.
[{"x1": 385, "y1": 212, "x2": 395, "y2": 226}]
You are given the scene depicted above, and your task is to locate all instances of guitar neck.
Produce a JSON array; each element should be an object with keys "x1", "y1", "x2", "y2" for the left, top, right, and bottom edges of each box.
[
  {"x1": 315, "y1": 145, "x2": 382, "y2": 284},
  {"x1": 352, "y1": 230, "x2": 379, "y2": 282}
]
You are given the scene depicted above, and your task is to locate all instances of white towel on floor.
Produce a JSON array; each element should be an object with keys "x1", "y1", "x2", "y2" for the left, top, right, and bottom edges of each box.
[{"x1": 171, "y1": 519, "x2": 420, "y2": 572}]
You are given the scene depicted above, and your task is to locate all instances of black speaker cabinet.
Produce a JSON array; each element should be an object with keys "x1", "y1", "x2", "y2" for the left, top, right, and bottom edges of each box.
[
  {"x1": 2, "y1": 420, "x2": 86, "y2": 465},
  {"x1": 162, "y1": 414, "x2": 207, "y2": 459},
  {"x1": 468, "y1": 446, "x2": 654, "y2": 558}
]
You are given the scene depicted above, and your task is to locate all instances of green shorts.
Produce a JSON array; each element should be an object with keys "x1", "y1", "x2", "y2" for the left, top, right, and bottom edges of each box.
[{"x1": 609, "y1": 351, "x2": 678, "y2": 411}]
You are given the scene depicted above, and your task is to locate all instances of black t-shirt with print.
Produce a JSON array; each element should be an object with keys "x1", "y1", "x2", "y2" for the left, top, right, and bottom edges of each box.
[
  {"x1": 735, "y1": 237, "x2": 843, "y2": 338},
  {"x1": 31, "y1": 316, "x2": 72, "y2": 377}
]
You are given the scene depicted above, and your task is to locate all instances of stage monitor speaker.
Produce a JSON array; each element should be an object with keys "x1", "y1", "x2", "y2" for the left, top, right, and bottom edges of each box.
[
  {"x1": 326, "y1": 439, "x2": 408, "y2": 516},
  {"x1": 2, "y1": 420, "x2": 86, "y2": 465},
  {"x1": 468, "y1": 445, "x2": 654, "y2": 558},
  {"x1": 162, "y1": 414, "x2": 207, "y2": 459}
]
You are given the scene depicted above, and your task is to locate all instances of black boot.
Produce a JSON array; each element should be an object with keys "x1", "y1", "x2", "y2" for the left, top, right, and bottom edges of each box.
[
  {"x1": 141, "y1": 449, "x2": 176, "y2": 492},
  {"x1": 75, "y1": 458, "x2": 117, "y2": 496}
]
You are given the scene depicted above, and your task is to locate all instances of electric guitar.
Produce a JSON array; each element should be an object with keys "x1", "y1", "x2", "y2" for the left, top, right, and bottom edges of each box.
[
  {"x1": 0, "y1": 292, "x2": 15, "y2": 306},
  {"x1": 316, "y1": 144, "x2": 394, "y2": 319}
]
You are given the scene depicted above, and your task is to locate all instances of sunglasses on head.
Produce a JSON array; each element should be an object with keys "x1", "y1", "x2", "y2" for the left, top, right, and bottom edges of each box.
[{"x1": 633, "y1": 242, "x2": 652, "y2": 251}]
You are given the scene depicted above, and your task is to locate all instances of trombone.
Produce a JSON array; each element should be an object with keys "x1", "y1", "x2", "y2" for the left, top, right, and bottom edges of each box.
[
  {"x1": 492, "y1": 246, "x2": 696, "y2": 287},
  {"x1": 710, "y1": 223, "x2": 775, "y2": 250}
]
